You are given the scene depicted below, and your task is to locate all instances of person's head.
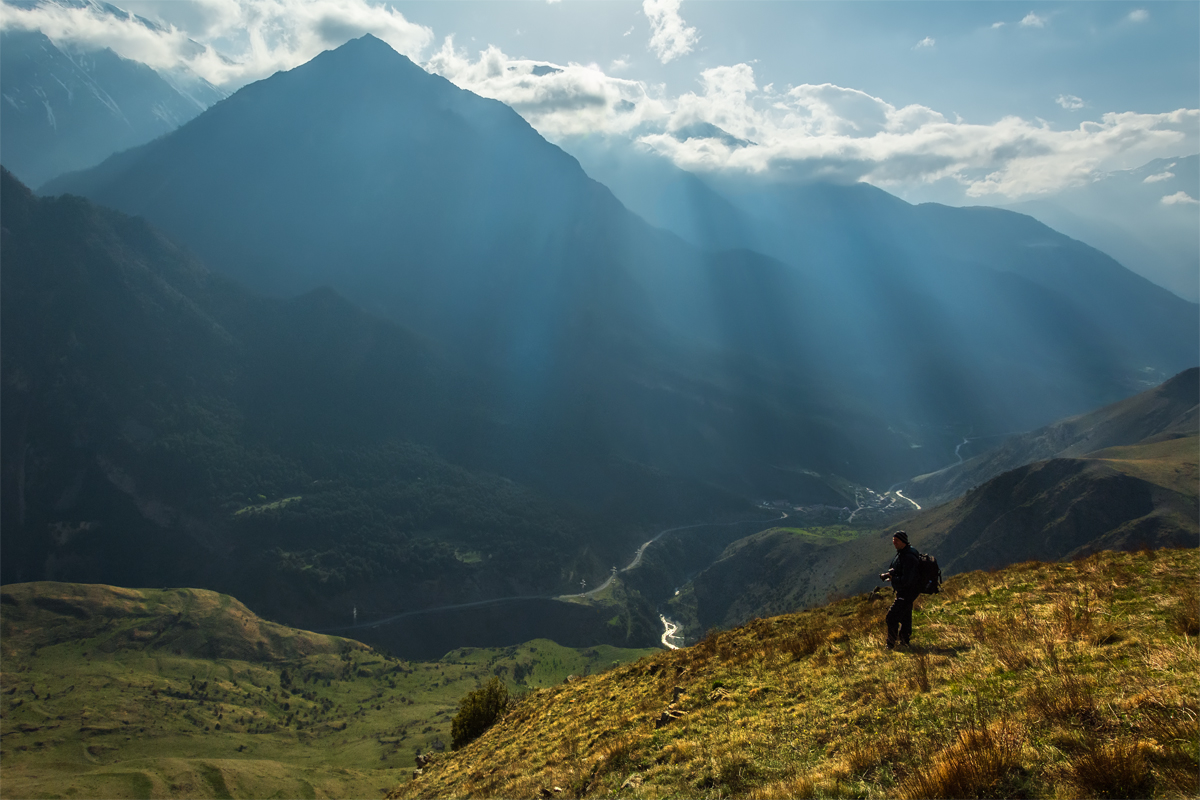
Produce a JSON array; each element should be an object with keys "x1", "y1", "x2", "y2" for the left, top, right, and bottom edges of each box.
[{"x1": 892, "y1": 530, "x2": 909, "y2": 550}]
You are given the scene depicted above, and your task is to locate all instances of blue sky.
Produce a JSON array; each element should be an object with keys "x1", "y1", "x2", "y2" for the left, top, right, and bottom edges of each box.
[{"x1": 397, "y1": 1, "x2": 1199, "y2": 127}]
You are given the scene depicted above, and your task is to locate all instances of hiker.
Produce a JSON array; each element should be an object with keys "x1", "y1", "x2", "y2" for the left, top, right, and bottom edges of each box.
[{"x1": 880, "y1": 530, "x2": 920, "y2": 649}]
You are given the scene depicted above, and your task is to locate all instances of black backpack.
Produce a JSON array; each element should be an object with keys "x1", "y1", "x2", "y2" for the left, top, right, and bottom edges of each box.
[{"x1": 914, "y1": 550, "x2": 941, "y2": 594}]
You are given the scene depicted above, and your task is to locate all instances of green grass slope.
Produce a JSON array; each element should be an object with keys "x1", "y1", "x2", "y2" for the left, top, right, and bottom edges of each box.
[
  {"x1": 0, "y1": 582, "x2": 656, "y2": 799},
  {"x1": 395, "y1": 548, "x2": 1199, "y2": 800}
]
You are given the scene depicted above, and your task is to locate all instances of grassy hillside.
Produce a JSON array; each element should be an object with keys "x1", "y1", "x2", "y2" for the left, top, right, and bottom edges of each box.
[
  {"x1": 395, "y1": 547, "x2": 1198, "y2": 799},
  {"x1": 0, "y1": 582, "x2": 656, "y2": 799}
]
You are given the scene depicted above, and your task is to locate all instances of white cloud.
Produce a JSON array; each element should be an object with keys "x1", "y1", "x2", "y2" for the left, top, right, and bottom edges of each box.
[
  {"x1": 433, "y1": 44, "x2": 1198, "y2": 202},
  {"x1": 1056, "y1": 94, "x2": 1085, "y2": 111},
  {"x1": 914, "y1": 36, "x2": 935, "y2": 49},
  {"x1": 990, "y1": 22, "x2": 1006, "y2": 29},
  {"x1": 1128, "y1": 9, "x2": 1149, "y2": 23},
  {"x1": 642, "y1": 0, "x2": 698, "y2": 64},
  {"x1": 1161, "y1": 191, "x2": 1198, "y2": 205},
  {"x1": 1143, "y1": 171, "x2": 1174, "y2": 183},
  {"x1": 426, "y1": 37, "x2": 671, "y2": 138},
  {"x1": 1020, "y1": 12, "x2": 1047, "y2": 28},
  {"x1": 0, "y1": 0, "x2": 433, "y2": 88}
]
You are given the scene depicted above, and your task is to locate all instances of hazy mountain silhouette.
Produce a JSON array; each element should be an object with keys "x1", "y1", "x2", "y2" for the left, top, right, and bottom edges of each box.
[
  {"x1": 0, "y1": 29, "x2": 221, "y2": 187},
  {"x1": 1004, "y1": 155, "x2": 1200, "y2": 302},
  {"x1": 46, "y1": 35, "x2": 1199, "y2": 494},
  {"x1": 570, "y1": 139, "x2": 1199, "y2": 433}
]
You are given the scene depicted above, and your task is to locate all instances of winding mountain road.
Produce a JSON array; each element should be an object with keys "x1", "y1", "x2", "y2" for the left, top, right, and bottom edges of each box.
[
  {"x1": 560, "y1": 513, "x2": 789, "y2": 600},
  {"x1": 318, "y1": 512, "x2": 788, "y2": 638}
]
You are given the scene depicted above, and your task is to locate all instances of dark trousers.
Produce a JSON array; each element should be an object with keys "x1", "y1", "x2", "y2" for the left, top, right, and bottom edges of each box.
[{"x1": 886, "y1": 595, "x2": 915, "y2": 645}]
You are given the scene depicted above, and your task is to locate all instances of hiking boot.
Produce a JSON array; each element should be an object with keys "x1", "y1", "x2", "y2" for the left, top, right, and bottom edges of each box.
[{"x1": 885, "y1": 639, "x2": 897, "y2": 650}]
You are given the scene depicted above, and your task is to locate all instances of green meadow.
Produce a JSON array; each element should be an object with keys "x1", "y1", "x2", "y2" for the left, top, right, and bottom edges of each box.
[{"x1": 0, "y1": 583, "x2": 657, "y2": 799}]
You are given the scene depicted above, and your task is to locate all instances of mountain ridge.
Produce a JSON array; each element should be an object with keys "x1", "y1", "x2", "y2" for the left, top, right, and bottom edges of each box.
[
  {"x1": 0, "y1": 28, "x2": 222, "y2": 187},
  {"x1": 43, "y1": 35, "x2": 1198, "y2": 495},
  {"x1": 902, "y1": 367, "x2": 1199, "y2": 506}
]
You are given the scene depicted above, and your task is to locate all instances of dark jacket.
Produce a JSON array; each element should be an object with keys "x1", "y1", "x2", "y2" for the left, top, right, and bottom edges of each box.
[{"x1": 887, "y1": 545, "x2": 921, "y2": 598}]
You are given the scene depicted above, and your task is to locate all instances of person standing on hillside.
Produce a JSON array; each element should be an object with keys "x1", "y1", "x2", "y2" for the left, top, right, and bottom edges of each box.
[{"x1": 880, "y1": 530, "x2": 920, "y2": 649}]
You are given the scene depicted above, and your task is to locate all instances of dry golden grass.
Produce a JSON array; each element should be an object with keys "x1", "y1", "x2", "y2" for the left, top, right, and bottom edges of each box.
[{"x1": 392, "y1": 548, "x2": 1199, "y2": 799}]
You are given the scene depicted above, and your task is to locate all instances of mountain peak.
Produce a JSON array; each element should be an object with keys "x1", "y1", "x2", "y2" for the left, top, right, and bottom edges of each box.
[{"x1": 302, "y1": 32, "x2": 429, "y2": 81}]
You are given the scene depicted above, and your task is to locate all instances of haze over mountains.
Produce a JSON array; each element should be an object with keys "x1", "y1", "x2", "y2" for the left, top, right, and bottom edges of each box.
[
  {"x1": 3, "y1": 33, "x2": 1198, "y2": 652},
  {"x1": 2, "y1": 15, "x2": 1198, "y2": 799},
  {"x1": 902, "y1": 366, "x2": 1199, "y2": 507},
  {"x1": 1002, "y1": 155, "x2": 1200, "y2": 303},
  {"x1": 0, "y1": 168, "x2": 628, "y2": 630},
  {"x1": 45, "y1": 36, "x2": 1199, "y2": 472},
  {"x1": 0, "y1": 25, "x2": 223, "y2": 187}
]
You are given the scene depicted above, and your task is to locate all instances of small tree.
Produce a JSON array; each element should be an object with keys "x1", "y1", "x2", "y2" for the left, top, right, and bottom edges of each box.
[{"x1": 450, "y1": 676, "x2": 508, "y2": 750}]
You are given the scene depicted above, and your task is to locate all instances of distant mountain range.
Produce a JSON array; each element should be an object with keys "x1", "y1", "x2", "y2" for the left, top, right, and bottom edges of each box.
[
  {"x1": 44, "y1": 36, "x2": 1199, "y2": 491},
  {"x1": 569, "y1": 140, "x2": 1200, "y2": 305},
  {"x1": 0, "y1": 26, "x2": 223, "y2": 187},
  {"x1": 1003, "y1": 156, "x2": 1200, "y2": 303},
  {"x1": 5, "y1": 34, "x2": 1198, "y2": 644}
]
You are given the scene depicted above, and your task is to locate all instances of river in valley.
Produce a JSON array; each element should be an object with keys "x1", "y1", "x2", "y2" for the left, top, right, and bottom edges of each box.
[{"x1": 322, "y1": 514, "x2": 783, "y2": 660}]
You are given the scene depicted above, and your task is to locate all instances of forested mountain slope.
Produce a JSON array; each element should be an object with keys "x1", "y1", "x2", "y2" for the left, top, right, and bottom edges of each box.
[{"x1": 2, "y1": 168, "x2": 701, "y2": 630}]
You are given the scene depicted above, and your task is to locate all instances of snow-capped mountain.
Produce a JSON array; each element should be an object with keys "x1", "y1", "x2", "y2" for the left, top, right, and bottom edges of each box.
[{"x1": 0, "y1": 2, "x2": 225, "y2": 187}]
